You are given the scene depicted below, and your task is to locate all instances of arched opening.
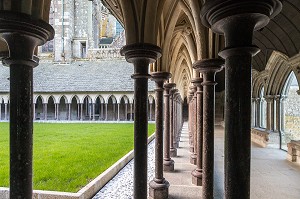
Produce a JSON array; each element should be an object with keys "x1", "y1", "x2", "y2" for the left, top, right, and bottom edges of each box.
[
  {"x1": 70, "y1": 96, "x2": 79, "y2": 120},
  {"x1": 107, "y1": 95, "x2": 117, "y2": 121},
  {"x1": 58, "y1": 96, "x2": 68, "y2": 120},
  {"x1": 148, "y1": 96, "x2": 155, "y2": 121},
  {"x1": 83, "y1": 96, "x2": 92, "y2": 120},
  {"x1": 35, "y1": 96, "x2": 44, "y2": 120},
  {"x1": 282, "y1": 72, "x2": 300, "y2": 150},
  {"x1": 95, "y1": 96, "x2": 105, "y2": 120},
  {"x1": 260, "y1": 87, "x2": 267, "y2": 128},
  {"x1": 120, "y1": 96, "x2": 128, "y2": 121},
  {"x1": 47, "y1": 96, "x2": 55, "y2": 120}
]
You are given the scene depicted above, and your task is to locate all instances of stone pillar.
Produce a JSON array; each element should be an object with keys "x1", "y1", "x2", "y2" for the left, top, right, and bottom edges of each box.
[
  {"x1": 4, "y1": 103, "x2": 7, "y2": 120},
  {"x1": 80, "y1": 103, "x2": 83, "y2": 121},
  {"x1": 265, "y1": 96, "x2": 275, "y2": 131},
  {"x1": 54, "y1": 104, "x2": 57, "y2": 120},
  {"x1": 191, "y1": 77, "x2": 203, "y2": 186},
  {"x1": 66, "y1": 103, "x2": 70, "y2": 121},
  {"x1": 193, "y1": 59, "x2": 224, "y2": 198},
  {"x1": 57, "y1": 104, "x2": 60, "y2": 120},
  {"x1": 252, "y1": 98, "x2": 256, "y2": 127},
  {"x1": 77, "y1": 104, "x2": 80, "y2": 120},
  {"x1": 170, "y1": 88, "x2": 178, "y2": 157},
  {"x1": 190, "y1": 83, "x2": 197, "y2": 165},
  {"x1": 130, "y1": 103, "x2": 133, "y2": 121},
  {"x1": 125, "y1": 103, "x2": 128, "y2": 121},
  {"x1": 163, "y1": 83, "x2": 176, "y2": 171},
  {"x1": 149, "y1": 72, "x2": 171, "y2": 199},
  {"x1": 117, "y1": 103, "x2": 120, "y2": 121},
  {"x1": 45, "y1": 103, "x2": 48, "y2": 121},
  {"x1": 0, "y1": 12, "x2": 54, "y2": 199},
  {"x1": 33, "y1": 103, "x2": 36, "y2": 120},
  {"x1": 201, "y1": 1, "x2": 281, "y2": 198},
  {"x1": 256, "y1": 98, "x2": 261, "y2": 127},
  {"x1": 149, "y1": 102, "x2": 152, "y2": 121},
  {"x1": 105, "y1": 103, "x2": 108, "y2": 121},
  {"x1": 173, "y1": 94, "x2": 178, "y2": 148},
  {"x1": 121, "y1": 43, "x2": 161, "y2": 199},
  {"x1": 92, "y1": 103, "x2": 95, "y2": 121},
  {"x1": 188, "y1": 87, "x2": 196, "y2": 153},
  {"x1": 101, "y1": 103, "x2": 104, "y2": 120}
]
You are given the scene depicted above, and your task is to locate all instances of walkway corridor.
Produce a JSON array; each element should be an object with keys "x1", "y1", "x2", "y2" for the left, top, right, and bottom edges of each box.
[
  {"x1": 165, "y1": 122, "x2": 300, "y2": 199},
  {"x1": 94, "y1": 122, "x2": 300, "y2": 198}
]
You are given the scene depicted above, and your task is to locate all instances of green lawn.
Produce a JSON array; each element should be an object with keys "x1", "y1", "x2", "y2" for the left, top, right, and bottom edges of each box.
[{"x1": 0, "y1": 123, "x2": 155, "y2": 192}]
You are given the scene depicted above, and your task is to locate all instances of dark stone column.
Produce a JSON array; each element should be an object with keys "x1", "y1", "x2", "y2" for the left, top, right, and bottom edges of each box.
[
  {"x1": 191, "y1": 77, "x2": 203, "y2": 186},
  {"x1": 163, "y1": 83, "x2": 176, "y2": 172},
  {"x1": 0, "y1": 12, "x2": 54, "y2": 199},
  {"x1": 149, "y1": 72, "x2": 171, "y2": 199},
  {"x1": 173, "y1": 92, "x2": 179, "y2": 148},
  {"x1": 201, "y1": 1, "x2": 282, "y2": 198},
  {"x1": 121, "y1": 43, "x2": 161, "y2": 199},
  {"x1": 188, "y1": 92, "x2": 193, "y2": 152},
  {"x1": 190, "y1": 81, "x2": 198, "y2": 165},
  {"x1": 193, "y1": 59, "x2": 224, "y2": 199},
  {"x1": 170, "y1": 88, "x2": 178, "y2": 157}
]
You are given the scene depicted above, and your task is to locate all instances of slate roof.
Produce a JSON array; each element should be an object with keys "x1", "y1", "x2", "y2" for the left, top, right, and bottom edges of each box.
[{"x1": 0, "y1": 60, "x2": 156, "y2": 92}]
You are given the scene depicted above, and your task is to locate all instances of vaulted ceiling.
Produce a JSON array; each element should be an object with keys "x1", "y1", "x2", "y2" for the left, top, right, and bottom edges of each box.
[{"x1": 100, "y1": 0, "x2": 300, "y2": 95}]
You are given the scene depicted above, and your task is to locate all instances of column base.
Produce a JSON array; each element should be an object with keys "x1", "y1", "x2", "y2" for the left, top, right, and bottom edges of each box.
[
  {"x1": 163, "y1": 159, "x2": 174, "y2": 172},
  {"x1": 170, "y1": 148, "x2": 177, "y2": 157},
  {"x1": 149, "y1": 178, "x2": 170, "y2": 199},
  {"x1": 190, "y1": 154, "x2": 197, "y2": 165},
  {"x1": 191, "y1": 169, "x2": 203, "y2": 186}
]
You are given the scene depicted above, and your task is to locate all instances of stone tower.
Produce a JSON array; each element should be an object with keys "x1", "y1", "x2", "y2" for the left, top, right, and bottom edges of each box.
[{"x1": 49, "y1": 0, "x2": 111, "y2": 63}]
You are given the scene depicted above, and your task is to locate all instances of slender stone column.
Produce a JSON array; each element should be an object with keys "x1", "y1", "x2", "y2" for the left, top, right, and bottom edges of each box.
[
  {"x1": 117, "y1": 103, "x2": 120, "y2": 121},
  {"x1": 265, "y1": 96, "x2": 274, "y2": 131},
  {"x1": 105, "y1": 103, "x2": 108, "y2": 121},
  {"x1": 92, "y1": 103, "x2": 96, "y2": 121},
  {"x1": 188, "y1": 93, "x2": 193, "y2": 151},
  {"x1": 121, "y1": 43, "x2": 161, "y2": 199},
  {"x1": 275, "y1": 96, "x2": 281, "y2": 132},
  {"x1": 170, "y1": 88, "x2": 178, "y2": 157},
  {"x1": 130, "y1": 103, "x2": 133, "y2": 121},
  {"x1": 173, "y1": 94, "x2": 178, "y2": 148},
  {"x1": 256, "y1": 98, "x2": 261, "y2": 127},
  {"x1": 149, "y1": 72, "x2": 171, "y2": 199},
  {"x1": 201, "y1": 1, "x2": 281, "y2": 198},
  {"x1": 252, "y1": 98, "x2": 256, "y2": 127},
  {"x1": 270, "y1": 96, "x2": 275, "y2": 131},
  {"x1": 190, "y1": 82, "x2": 198, "y2": 164},
  {"x1": 57, "y1": 104, "x2": 60, "y2": 120},
  {"x1": 125, "y1": 103, "x2": 128, "y2": 121},
  {"x1": 45, "y1": 103, "x2": 48, "y2": 121},
  {"x1": 33, "y1": 103, "x2": 36, "y2": 120},
  {"x1": 4, "y1": 103, "x2": 7, "y2": 120},
  {"x1": 163, "y1": 83, "x2": 176, "y2": 171},
  {"x1": 54, "y1": 104, "x2": 57, "y2": 120},
  {"x1": 149, "y1": 102, "x2": 152, "y2": 121},
  {"x1": 0, "y1": 12, "x2": 53, "y2": 199},
  {"x1": 80, "y1": 103, "x2": 83, "y2": 121},
  {"x1": 193, "y1": 59, "x2": 224, "y2": 198},
  {"x1": 191, "y1": 77, "x2": 203, "y2": 186},
  {"x1": 101, "y1": 103, "x2": 104, "y2": 120},
  {"x1": 77, "y1": 104, "x2": 80, "y2": 120}
]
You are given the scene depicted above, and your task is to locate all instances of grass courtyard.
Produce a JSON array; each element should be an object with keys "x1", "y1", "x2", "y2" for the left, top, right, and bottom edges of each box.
[{"x1": 0, "y1": 123, "x2": 155, "y2": 192}]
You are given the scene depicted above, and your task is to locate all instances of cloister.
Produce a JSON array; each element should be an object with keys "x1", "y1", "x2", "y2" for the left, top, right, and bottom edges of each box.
[{"x1": 0, "y1": 0, "x2": 300, "y2": 199}]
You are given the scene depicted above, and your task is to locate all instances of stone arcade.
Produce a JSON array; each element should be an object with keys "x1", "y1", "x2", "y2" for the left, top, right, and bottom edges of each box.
[{"x1": 0, "y1": 0, "x2": 300, "y2": 199}]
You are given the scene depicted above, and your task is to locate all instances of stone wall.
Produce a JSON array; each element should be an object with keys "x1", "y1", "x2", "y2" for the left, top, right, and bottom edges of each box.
[{"x1": 284, "y1": 86, "x2": 300, "y2": 143}]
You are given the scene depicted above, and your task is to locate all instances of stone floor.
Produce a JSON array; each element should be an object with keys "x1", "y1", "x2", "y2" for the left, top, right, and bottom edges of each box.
[{"x1": 93, "y1": 122, "x2": 300, "y2": 198}]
